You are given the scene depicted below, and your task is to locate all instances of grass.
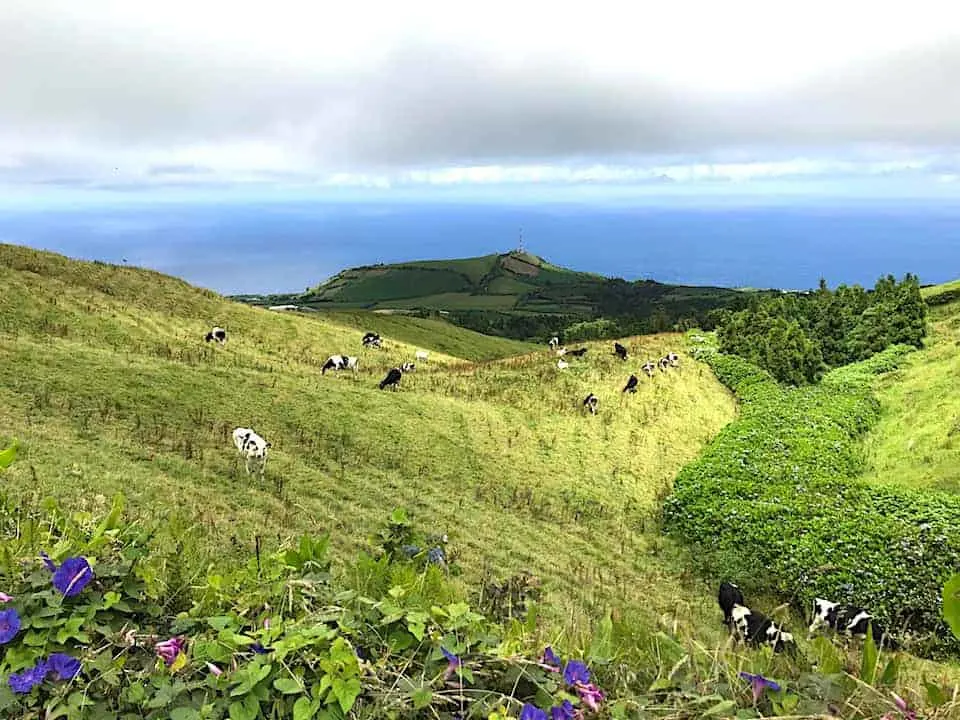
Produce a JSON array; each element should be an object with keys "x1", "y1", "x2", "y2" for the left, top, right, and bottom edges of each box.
[
  {"x1": 862, "y1": 287, "x2": 960, "y2": 494},
  {"x1": 0, "y1": 243, "x2": 737, "y2": 653}
]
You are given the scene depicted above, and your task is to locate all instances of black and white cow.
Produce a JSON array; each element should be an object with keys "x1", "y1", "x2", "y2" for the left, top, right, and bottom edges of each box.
[
  {"x1": 401, "y1": 362, "x2": 416, "y2": 372},
  {"x1": 415, "y1": 350, "x2": 429, "y2": 362},
  {"x1": 321, "y1": 355, "x2": 359, "y2": 375},
  {"x1": 809, "y1": 598, "x2": 897, "y2": 649},
  {"x1": 657, "y1": 357, "x2": 670, "y2": 372},
  {"x1": 718, "y1": 581, "x2": 745, "y2": 627},
  {"x1": 548, "y1": 336, "x2": 560, "y2": 351},
  {"x1": 622, "y1": 374, "x2": 639, "y2": 393},
  {"x1": 567, "y1": 347, "x2": 588, "y2": 357},
  {"x1": 666, "y1": 351, "x2": 680, "y2": 367},
  {"x1": 232, "y1": 427, "x2": 271, "y2": 478},
  {"x1": 614, "y1": 342, "x2": 628, "y2": 361},
  {"x1": 362, "y1": 332, "x2": 382, "y2": 349},
  {"x1": 731, "y1": 604, "x2": 795, "y2": 654},
  {"x1": 583, "y1": 393, "x2": 599, "y2": 415},
  {"x1": 205, "y1": 326, "x2": 227, "y2": 344},
  {"x1": 641, "y1": 361, "x2": 656, "y2": 377},
  {"x1": 379, "y1": 367, "x2": 403, "y2": 390}
]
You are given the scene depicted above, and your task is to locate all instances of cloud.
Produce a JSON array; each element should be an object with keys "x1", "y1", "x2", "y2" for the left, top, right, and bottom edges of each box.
[{"x1": 1, "y1": 0, "x2": 959, "y2": 191}]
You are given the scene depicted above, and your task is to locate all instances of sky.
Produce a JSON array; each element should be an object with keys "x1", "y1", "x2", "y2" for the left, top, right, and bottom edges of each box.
[{"x1": 2, "y1": 0, "x2": 960, "y2": 203}]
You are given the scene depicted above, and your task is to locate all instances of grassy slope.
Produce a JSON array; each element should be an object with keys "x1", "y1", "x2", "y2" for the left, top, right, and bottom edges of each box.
[
  {"x1": 863, "y1": 282, "x2": 960, "y2": 493},
  {"x1": 0, "y1": 243, "x2": 736, "y2": 649}
]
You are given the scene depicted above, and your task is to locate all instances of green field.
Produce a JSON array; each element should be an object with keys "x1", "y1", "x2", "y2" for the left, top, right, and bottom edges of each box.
[
  {"x1": 0, "y1": 244, "x2": 737, "y2": 649},
  {"x1": 863, "y1": 282, "x2": 960, "y2": 493}
]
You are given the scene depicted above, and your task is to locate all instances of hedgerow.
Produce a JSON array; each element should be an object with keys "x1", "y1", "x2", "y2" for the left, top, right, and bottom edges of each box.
[{"x1": 663, "y1": 345, "x2": 960, "y2": 658}]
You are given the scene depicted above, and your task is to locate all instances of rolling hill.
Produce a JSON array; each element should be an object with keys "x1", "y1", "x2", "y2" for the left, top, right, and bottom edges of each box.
[
  {"x1": 235, "y1": 250, "x2": 755, "y2": 341},
  {"x1": 0, "y1": 243, "x2": 737, "y2": 650}
]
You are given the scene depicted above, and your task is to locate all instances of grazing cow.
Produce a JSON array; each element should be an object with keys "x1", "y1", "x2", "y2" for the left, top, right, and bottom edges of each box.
[
  {"x1": 622, "y1": 374, "x2": 639, "y2": 393},
  {"x1": 568, "y1": 347, "x2": 588, "y2": 357},
  {"x1": 641, "y1": 361, "x2": 656, "y2": 377},
  {"x1": 557, "y1": 359, "x2": 569, "y2": 370},
  {"x1": 415, "y1": 350, "x2": 429, "y2": 362},
  {"x1": 379, "y1": 367, "x2": 403, "y2": 390},
  {"x1": 205, "y1": 326, "x2": 227, "y2": 344},
  {"x1": 583, "y1": 393, "x2": 599, "y2": 415},
  {"x1": 548, "y1": 336, "x2": 560, "y2": 350},
  {"x1": 666, "y1": 351, "x2": 680, "y2": 367},
  {"x1": 614, "y1": 342, "x2": 628, "y2": 361},
  {"x1": 556, "y1": 347, "x2": 568, "y2": 357},
  {"x1": 657, "y1": 357, "x2": 670, "y2": 372},
  {"x1": 232, "y1": 427, "x2": 271, "y2": 478},
  {"x1": 401, "y1": 362, "x2": 416, "y2": 372},
  {"x1": 362, "y1": 332, "x2": 382, "y2": 348},
  {"x1": 718, "y1": 582, "x2": 745, "y2": 627},
  {"x1": 809, "y1": 598, "x2": 897, "y2": 649},
  {"x1": 731, "y1": 604, "x2": 795, "y2": 654}
]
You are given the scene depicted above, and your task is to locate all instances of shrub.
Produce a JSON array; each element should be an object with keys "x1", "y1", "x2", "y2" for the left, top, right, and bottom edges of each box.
[{"x1": 663, "y1": 345, "x2": 960, "y2": 658}]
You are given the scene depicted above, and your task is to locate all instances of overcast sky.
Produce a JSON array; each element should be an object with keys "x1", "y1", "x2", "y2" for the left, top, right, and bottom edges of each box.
[{"x1": 2, "y1": 0, "x2": 959, "y2": 200}]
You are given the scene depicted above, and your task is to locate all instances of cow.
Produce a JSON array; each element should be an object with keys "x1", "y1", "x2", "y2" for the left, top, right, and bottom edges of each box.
[
  {"x1": 379, "y1": 367, "x2": 403, "y2": 390},
  {"x1": 205, "y1": 326, "x2": 227, "y2": 344},
  {"x1": 567, "y1": 348, "x2": 588, "y2": 357},
  {"x1": 401, "y1": 362, "x2": 416, "y2": 372},
  {"x1": 232, "y1": 427, "x2": 271, "y2": 478},
  {"x1": 415, "y1": 350, "x2": 429, "y2": 362},
  {"x1": 322, "y1": 355, "x2": 358, "y2": 374},
  {"x1": 666, "y1": 351, "x2": 680, "y2": 367},
  {"x1": 614, "y1": 342, "x2": 628, "y2": 361},
  {"x1": 548, "y1": 336, "x2": 560, "y2": 350},
  {"x1": 556, "y1": 347, "x2": 568, "y2": 357},
  {"x1": 362, "y1": 332, "x2": 382, "y2": 348},
  {"x1": 657, "y1": 357, "x2": 670, "y2": 372},
  {"x1": 557, "y1": 359, "x2": 569, "y2": 370},
  {"x1": 641, "y1": 361, "x2": 656, "y2": 377},
  {"x1": 731, "y1": 604, "x2": 795, "y2": 654},
  {"x1": 808, "y1": 598, "x2": 898, "y2": 649},
  {"x1": 583, "y1": 393, "x2": 599, "y2": 415},
  {"x1": 622, "y1": 374, "x2": 639, "y2": 393},
  {"x1": 718, "y1": 582, "x2": 745, "y2": 628}
]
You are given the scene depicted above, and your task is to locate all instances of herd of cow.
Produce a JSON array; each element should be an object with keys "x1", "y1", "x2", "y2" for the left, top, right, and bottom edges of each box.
[{"x1": 718, "y1": 581, "x2": 898, "y2": 654}]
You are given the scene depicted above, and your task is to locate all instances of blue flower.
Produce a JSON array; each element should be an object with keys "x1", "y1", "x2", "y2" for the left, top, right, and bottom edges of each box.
[
  {"x1": 52, "y1": 557, "x2": 93, "y2": 597},
  {"x1": 0, "y1": 608, "x2": 21, "y2": 645},
  {"x1": 519, "y1": 704, "x2": 548, "y2": 720},
  {"x1": 739, "y1": 672, "x2": 781, "y2": 703},
  {"x1": 39, "y1": 551, "x2": 56, "y2": 572},
  {"x1": 541, "y1": 646, "x2": 561, "y2": 668},
  {"x1": 47, "y1": 653, "x2": 81, "y2": 681},
  {"x1": 250, "y1": 642, "x2": 271, "y2": 654},
  {"x1": 441, "y1": 646, "x2": 461, "y2": 680},
  {"x1": 563, "y1": 659, "x2": 590, "y2": 686},
  {"x1": 550, "y1": 700, "x2": 576, "y2": 720},
  {"x1": 8, "y1": 661, "x2": 48, "y2": 694}
]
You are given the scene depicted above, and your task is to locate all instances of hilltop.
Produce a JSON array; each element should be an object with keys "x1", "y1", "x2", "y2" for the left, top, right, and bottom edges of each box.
[
  {"x1": 0, "y1": 243, "x2": 736, "y2": 645},
  {"x1": 236, "y1": 250, "x2": 756, "y2": 341}
]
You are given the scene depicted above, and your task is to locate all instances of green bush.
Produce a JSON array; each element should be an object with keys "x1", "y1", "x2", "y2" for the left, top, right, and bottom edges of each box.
[{"x1": 663, "y1": 346, "x2": 960, "y2": 658}]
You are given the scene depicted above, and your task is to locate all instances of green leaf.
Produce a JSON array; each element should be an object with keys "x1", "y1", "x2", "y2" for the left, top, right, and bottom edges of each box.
[
  {"x1": 879, "y1": 655, "x2": 900, "y2": 686},
  {"x1": 0, "y1": 440, "x2": 18, "y2": 470},
  {"x1": 924, "y1": 679, "x2": 947, "y2": 707},
  {"x1": 860, "y1": 622, "x2": 879, "y2": 686},
  {"x1": 228, "y1": 694, "x2": 260, "y2": 720},
  {"x1": 293, "y1": 696, "x2": 321, "y2": 720},
  {"x1": 943, "y1": 573, "x2": 960, "y2": 640},
  {"x1": 170, "y1": 709, "x2": 201, "y2": 720},
  {"x1": 273, "y1": 677, "x2": 304, "y2": 695},
  {"x1": 701, "y1": 700, "x2": 737, "y2": 717},
  {"x1": 410, "y1": 687, "x2": 433, "y2": 710},
  {"x1": 332, "y1": 677, "x2": 362, "y2": 714}
]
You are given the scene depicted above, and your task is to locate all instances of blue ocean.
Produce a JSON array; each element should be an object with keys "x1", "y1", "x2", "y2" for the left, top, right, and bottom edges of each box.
[{"x1": 1, "y1": 199, "x2": 959, "y2": 295}]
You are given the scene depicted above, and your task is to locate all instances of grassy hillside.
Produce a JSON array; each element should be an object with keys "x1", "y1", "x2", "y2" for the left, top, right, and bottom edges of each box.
[
  {"x1": 236, "y1": 250, "x2": 753, "y2": 342},
  {"x1": 0, "y1": 243, "x2": 736, "y2": 649},
  {"x1": 863, "y1": 280, "x2": 960, "y2": 493}
]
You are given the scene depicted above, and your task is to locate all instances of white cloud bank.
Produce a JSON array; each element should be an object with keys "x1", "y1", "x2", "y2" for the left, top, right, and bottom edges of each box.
[{"x1": 1, "y1": 0, "x2": 959, "y2": 196}]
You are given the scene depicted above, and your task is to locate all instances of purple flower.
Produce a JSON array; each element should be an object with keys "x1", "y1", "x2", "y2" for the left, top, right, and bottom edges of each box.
[
  {"x1": 739, "y1": 672, "x2": 781, "y2": 703},
  {"x1": 52, "y1": 557, "x2": 93, "y2": 597},
  {"x1": 40, "y1": 551, "x2": 56, "y2": 572},
  {"x1": 8, "y1": 661, "x2": 48, "y2": 694},
  {"x1": 576, "y1": 682, "x2": 605, "y2": 712},
  {"x1": 891, "y1": 692, "x2": 917, "y2": 720},
  {"x1": 206, "y1": 662, "x2": 223, "y2": 677},
  {"x1": 520, "y1": 704, "x2": 548, "y2": 720},
  {"x1": 441, "y1": 646, "x2": 461, "y2": 680},
  {"x1": 563, "y1": 659, "x2": 590, "y2": 686},
  {"x1": 0, "y1": 592, "x2": 12, "y2": 603},
  {"x1": 0, "y1": 608, "x2": 21, "y2": 644},
  {"x1": 47, "y1": 653, "x2": 81, "y2": 681},
  {"x1": 250, "y1": 642, "x2": 271, "y2": 654},
  {"x1": 155, "y1": 636, "x2": 187, "y2": 666},
  {"x1": 551, "y1": 700, "x2": 576, "y2": 720},
  {"x1": 540, "y1": 646, "x2": 561, "y2": 671}
]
